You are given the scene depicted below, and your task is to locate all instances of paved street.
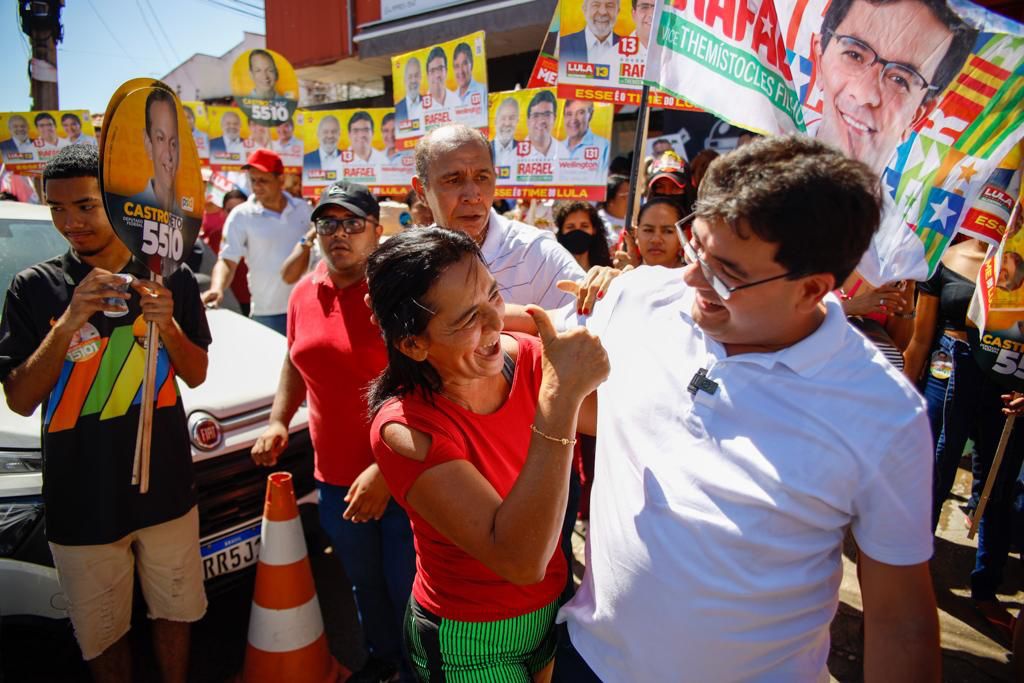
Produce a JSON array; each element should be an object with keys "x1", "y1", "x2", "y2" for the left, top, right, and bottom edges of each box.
[{"x1": 3, "y1": 462, "x2": 1021, "y2": 682}]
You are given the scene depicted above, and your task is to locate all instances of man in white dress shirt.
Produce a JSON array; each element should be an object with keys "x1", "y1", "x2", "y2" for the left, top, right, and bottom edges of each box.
[{"x1": 560, "y1": 0, "x2": 621, "y2": 64}]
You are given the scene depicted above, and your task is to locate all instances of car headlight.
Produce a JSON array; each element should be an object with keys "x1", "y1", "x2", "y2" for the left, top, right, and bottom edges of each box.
[
  {"x1": 0, "y1": 450, "x2": 42, "y2": 474},
  {"x1": 0, "y1": 500, "x2": 44, "y2": 556}
]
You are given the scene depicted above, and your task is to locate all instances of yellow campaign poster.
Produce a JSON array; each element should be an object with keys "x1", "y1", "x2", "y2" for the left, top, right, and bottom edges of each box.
[
  {"x1": 230, "y1": 48, "x2": 300, "y2": 127},
  {"x1": 0, "y1": 110, "x2": 97, "y2": 173},
  {"x1": 300, "y1": 108, "x2": 413, "y2": 198},
  {"x1": 182, "y1": 101, "x2": 210, "y2": 161},
  {"x1": 488, "y1": 88, "x2": 612, "y2": 201},
  {"x1": 100, "y1": 85, "x2": 203, "y2": 273},
  {"x1": 207, "y1": 105, "x2": 251, "y2": 172},
  {"x1": 391, "y1": 31, "x2": 488, "y2": 149}
]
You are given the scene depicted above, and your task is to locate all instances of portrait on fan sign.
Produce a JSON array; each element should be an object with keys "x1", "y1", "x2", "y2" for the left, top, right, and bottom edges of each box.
[
  {"x1": 132, "y1": 89, "x2": 181, "y2": 213},
  {"x1": 810, "y1": 0, "x2": 976, "y2": 176}
]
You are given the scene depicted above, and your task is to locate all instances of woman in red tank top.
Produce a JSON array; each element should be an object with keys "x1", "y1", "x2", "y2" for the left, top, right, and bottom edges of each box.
[{"x1": 365, "y1": 228, "x2": 607, "y2": 682}]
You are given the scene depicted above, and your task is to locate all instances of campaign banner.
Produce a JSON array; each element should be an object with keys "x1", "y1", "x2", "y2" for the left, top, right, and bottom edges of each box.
[
  {"x1": 489, "y1": 88, "x2": 613, "y2": 201},
  {"x1": 556, "y1": 0, "x2": 700, "y2": 109},
  {"x1": 230, "y1": 48, "x2": 300, "y2": 128},
  {"x1": 391, "y1": 31, "x2": 489, "y2": 149},
  {"x1": 207, "y1": 105, "x2": 251, "y2": 173},
  {"x1": 528, "y1": 0, "x2": 562, "y2": 88},
  {"x1": 182, "y1": 101, "x2": 210, "y2": 161},
  {"x1": 0, "y1": 109, "x2": 97, "y2": 173},
  {"x1": 644, "y1": 0, "x2": 1024, "y2": 285},
  {"x1": 968, "y1": 190, "x2": 1024, "y2": 391},
  {"x1": 100, "y1": 84, "x2": 203, "y2": 275},
  {"x1": 300, "y1": 108, "x2": 413, "y2": 198}
]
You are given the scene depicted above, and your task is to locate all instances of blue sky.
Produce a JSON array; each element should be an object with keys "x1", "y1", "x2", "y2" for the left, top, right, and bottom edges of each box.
[{"x1": 1, "y1": 0, "x2": 264, "y2": 115}]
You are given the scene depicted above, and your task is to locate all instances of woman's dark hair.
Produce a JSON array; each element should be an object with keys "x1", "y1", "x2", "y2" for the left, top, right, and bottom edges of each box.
[
  {"x1": 553, "y1": 200, "x2": 611, "y2": 267},
  {"x1": 222, "y1": 188, "x2": 247, "y2": 209},
  {"x1": 366, "y1": 228, "x2": 482, "y2": 415},
  {"x1": 637, "y1": 196, "x2": 686, "y2": 225}
]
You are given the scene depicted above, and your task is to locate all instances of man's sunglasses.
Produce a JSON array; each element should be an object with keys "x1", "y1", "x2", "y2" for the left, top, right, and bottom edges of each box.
[{"x1": 314, "y1": 216, "x2": 374, "y2": 236}]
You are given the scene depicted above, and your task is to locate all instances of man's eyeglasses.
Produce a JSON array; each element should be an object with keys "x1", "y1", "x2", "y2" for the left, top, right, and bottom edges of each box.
[
  {"x1": 314, "y1": 216, "x2": 373, "y2": 236},
  {"x1": 823, "y1": 30, "x2": 939, "y2": 97},
  {"x1": 676, "y1": 216, "x2": 800, "y2": 300}
]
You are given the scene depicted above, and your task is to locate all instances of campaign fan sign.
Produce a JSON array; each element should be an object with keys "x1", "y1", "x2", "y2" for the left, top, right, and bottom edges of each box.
[
  {"x1": 968, "y1": 190, "x2": 1024, "y2": 390},
  {"x1": 391, "y1": 31, "x2": 489, "y2": 150},
  {"x1": 557, "y1": 0, "x2": 700, "y2": 109},
  {"x1": 100, "y1": 85, "x2": 203, "y2": 275},
  {"x1": 644, "y1": 0, "x2": 1024, "y2": 286},
  {"x1": 0, "y1": 110, "x2": 96, "y2": 173},
  {"x1": 230, "y1": 48, "x2": 300, "y2": 128},
  {"x1": 301, "y1": 108, "x2": 413, "y2": 198},
  {"x1": 182, "y1": 101, "x2": 210, "y2": 161},
  {"x1": 489, "y1": 88, "x2": 613, "y2": 201}
]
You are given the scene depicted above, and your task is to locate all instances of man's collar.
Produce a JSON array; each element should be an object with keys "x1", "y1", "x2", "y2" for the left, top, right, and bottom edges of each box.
[
  {"x1": 321, "y1": 148, "x2": 339, "y2": 158},
  {"x1": 480, "y1": 209, "x2": 506, "y2": 261},
  {"x1": 311, "y1": 258, "x2": 331, "y2": 286},
  {"x1": 60, "y1": 250, "x2": 148, "y2": 285},
  {"x1": 585, "y1": 26, "x2": 613, "y2": 46}
]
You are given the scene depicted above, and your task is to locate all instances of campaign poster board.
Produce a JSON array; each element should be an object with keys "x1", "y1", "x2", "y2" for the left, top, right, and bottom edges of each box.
[
  {"x1": 489, "y1": 88, "x2": 613, "y2": 201},
  {"x1": 100, "y1": 85, "x2": 203, "y2": 275},
  {"x1": 391, "y1": 31, "x2": 489, "y2": 150},
  {"x1": 0, "y1": 109, "x2": 97, "y2": 174},
  {"x1": 528, "y1": 0, "x2": 562, "y2": 88},
  {"x1": 207, "y1": 105, "x2": 251, "y2": 173},
  {"x1": 968, "y1": 189, "x2": 1024, "y2": 390},
  {"x1": 556, "y1": 0, "x2": 700, "y2": 109},
  {"x1": 644, "y1": 0, "x2": 1024, "y2": 286},
  {"x1": 300, "y1": 108, "x2": 413, "y2": 199},
  {"x1": 230, "y1": 48, "x2": 300, "y2": 128},
  {"x1": 182, "y1": 101, "x2": 210, "y2": 161}
]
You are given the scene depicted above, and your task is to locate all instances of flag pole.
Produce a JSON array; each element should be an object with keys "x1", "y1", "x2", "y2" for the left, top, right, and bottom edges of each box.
[
  {"x1": 624, "y1": 85, "x2": 652, "y2": 234},
  {"x1": 968, "y1": 414, "x2": 1017, "y2": 540}
]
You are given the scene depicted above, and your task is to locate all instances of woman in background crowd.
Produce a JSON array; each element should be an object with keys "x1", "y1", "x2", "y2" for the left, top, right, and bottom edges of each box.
[
  {"x1": 553, "y1": 201, "x2": 612, "y2": 273},
  {"x1": 613, "y1": 197, "x2": 686, "y2": 269},
  {"x1": 904, "y1": 236, "x2": 1024, "y2": 637}
]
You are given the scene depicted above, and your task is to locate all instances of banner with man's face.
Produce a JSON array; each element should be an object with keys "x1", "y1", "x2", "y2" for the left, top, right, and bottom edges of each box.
[
  {"x1": 644, "y1": 0, "x2": 1024, "y2": 285},
  {"x1": 206, "y1": 105, "x2": 251, "y2": 173},
  {"x1": 0, "y1": 110, "x2": 97, "y2": 173},
  {"x1": 230, "y1": 48, "x2": 300, "y2": 128},
  {"x1": 489, "y1": 88, "x2": 613, "y2": 201},
  {"x1": 181, "y1": 101, "x2": 209, "y2": 161},
  {"x1": 968, "y1": 189, "x2": 1024, "y2": 391},
  {"x1": 556, "y1": 0, "x2": 700, "y2": 109},
  {"x1": 100, "y1": 85, "x2": 203, "y2": 275},
  {"x1": 390, "y1": 31, "x2": 489, "y2": 149},
  {"x1": 300, "y1": 108, "x2": 413, "y2": 198}
]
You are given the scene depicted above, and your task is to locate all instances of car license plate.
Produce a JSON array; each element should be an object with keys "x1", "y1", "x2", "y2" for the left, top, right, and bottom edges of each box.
[{"x1": 201, "y1": 522, "x2": 261, "y2": 581}]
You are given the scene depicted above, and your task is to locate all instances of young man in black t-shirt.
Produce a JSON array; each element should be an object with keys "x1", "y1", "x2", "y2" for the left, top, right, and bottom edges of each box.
[{"x1": 0, "y1": 145, "x2": 210, "y2": 682}]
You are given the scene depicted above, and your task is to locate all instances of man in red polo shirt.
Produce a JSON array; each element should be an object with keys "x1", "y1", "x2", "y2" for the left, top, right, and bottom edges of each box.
[{"x1": 251, "y1": 182, "x2": 415, "y2": 682}]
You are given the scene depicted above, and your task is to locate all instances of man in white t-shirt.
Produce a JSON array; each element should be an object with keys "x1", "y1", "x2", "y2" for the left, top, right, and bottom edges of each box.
[
  {"x1": 554, "y1": 135, "x2": 939, "y2": 682},
  {"x1": 201, "y1": 149, "x2": 311, "y2": 334}
]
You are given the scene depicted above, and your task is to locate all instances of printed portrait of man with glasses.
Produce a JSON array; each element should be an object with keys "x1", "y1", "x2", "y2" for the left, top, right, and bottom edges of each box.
[{"x1": 810, "y1": 0, "x2": 976, "y2": 176}]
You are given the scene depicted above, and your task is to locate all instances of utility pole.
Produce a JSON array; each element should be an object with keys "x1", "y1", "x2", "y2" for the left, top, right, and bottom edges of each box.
[{"x1": 19, "y1": 0, "x2": 65, "y2": 111}]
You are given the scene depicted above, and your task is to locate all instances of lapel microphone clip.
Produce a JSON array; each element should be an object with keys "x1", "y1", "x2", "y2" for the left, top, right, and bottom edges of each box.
[{"x1": 688, "y1": 368, "x2": 719, "y2": 396}]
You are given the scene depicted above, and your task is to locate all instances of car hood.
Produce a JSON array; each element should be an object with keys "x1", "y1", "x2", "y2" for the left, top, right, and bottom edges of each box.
[{"x1": 0, "y1": 308, "x2": 292, "y2": 444}]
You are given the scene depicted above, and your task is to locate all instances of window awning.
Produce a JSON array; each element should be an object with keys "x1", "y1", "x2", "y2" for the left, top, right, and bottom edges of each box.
[{"x1": 354, "y1": 0, "x2": 556, "y2": 59}]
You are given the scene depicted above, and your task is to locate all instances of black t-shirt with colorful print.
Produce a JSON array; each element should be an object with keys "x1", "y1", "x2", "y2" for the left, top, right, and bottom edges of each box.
[{"x1": 0, "y1": 251, "x2": 211, "y2": 546}]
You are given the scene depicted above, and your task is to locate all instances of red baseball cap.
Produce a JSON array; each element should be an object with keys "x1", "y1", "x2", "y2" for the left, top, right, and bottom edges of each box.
[{"x1": 242, "y1": 148, "x2": 284, "y2": 174}]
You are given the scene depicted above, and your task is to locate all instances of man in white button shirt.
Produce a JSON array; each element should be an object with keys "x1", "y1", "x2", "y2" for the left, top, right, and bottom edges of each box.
[
  {"x1": 202, "y1": 149, "x2": 312, "y2": 334},
  {"x1": 554, "y1": 135, "x2": 939, "y2": 682},
  {"x1": 560, "y1": 0, "x2": 621, "y2": 64}
]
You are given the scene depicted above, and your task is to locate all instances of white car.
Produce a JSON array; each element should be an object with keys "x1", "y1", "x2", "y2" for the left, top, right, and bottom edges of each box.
[{"x1": 0, "y1": 201, "x2": 315, "y2": 622}]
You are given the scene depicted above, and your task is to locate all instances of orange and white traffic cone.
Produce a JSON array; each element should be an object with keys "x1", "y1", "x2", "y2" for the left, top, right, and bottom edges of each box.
[{"x1": 238, "y1": 472, "x2": 346, "y2": 683}]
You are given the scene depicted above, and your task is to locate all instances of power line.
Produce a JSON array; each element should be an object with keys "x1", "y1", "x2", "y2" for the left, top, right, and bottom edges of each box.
[
  {"x1": 140, "y1": 0, "x2": 182, "y2": 63},
  {"x1": 85, "y1": 0, "x2": 143, "y2": 67},
  {"x1": 201, "y1": 0, "x2": 264, "y2": 20},
  {"x1": 134, "y1": 0, "x2": 175, "y2": 71}
]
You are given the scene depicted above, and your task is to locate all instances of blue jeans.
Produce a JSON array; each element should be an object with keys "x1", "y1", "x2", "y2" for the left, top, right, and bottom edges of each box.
[
  {"x1": 252, "y1": 313, "x2": 287, "y2": 335},
  {"x1": 923, "y1": 334, "x2": 1024, "y2": 600},
  {"x1": 316, "y1": 480, "x2": 416, "y2": 672}
]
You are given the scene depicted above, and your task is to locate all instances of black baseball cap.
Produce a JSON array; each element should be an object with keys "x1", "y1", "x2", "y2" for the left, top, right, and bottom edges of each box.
[{"x1": 312, "y1": 181, "x2": 380, "y2": 221}]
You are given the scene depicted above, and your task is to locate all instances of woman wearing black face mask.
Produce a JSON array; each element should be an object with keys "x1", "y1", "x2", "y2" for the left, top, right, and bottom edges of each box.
[{"x1": 553, "y1": 201, "x2": 612, "y2": 271}]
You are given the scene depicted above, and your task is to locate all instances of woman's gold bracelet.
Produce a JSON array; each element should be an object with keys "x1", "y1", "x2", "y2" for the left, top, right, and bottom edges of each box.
[{"x1": 530, "y1": 423, "x2": 577, "y2": 447}]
